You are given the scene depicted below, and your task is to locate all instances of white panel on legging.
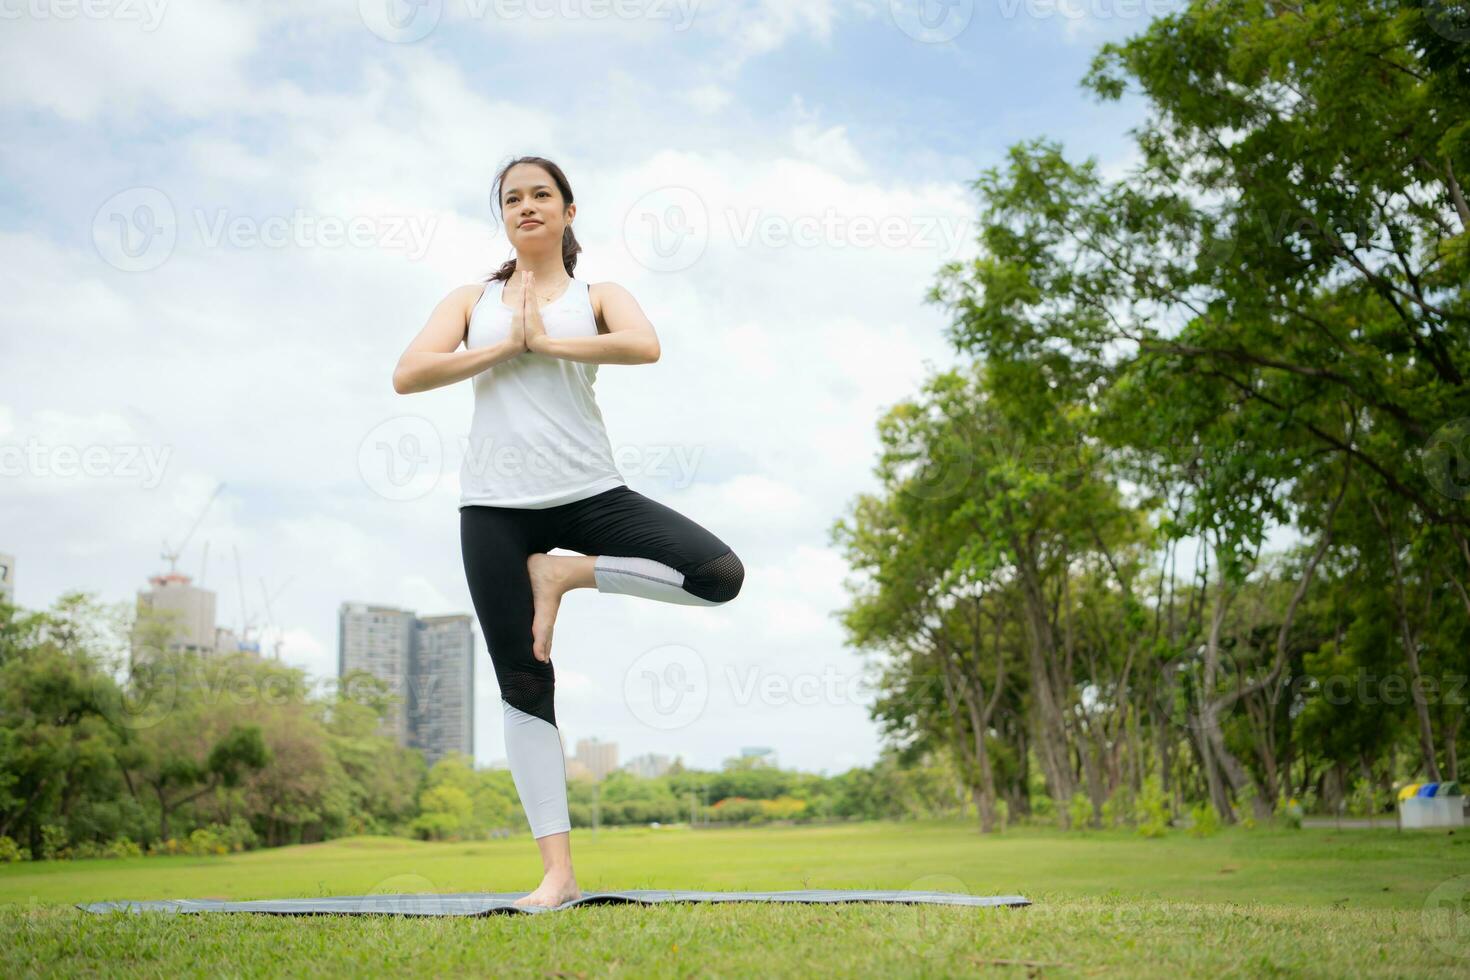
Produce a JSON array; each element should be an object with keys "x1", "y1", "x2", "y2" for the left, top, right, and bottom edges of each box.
[
  {"x1": 502, "y1": 698, "x2": 571, "y2": 838},
  {"x1": 593, "y1": 554, "x2": 723, "y2": 606}
]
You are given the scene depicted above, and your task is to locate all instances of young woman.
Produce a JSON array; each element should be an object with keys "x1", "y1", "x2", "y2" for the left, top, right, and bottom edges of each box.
[{"x1": 392, "y1": 156, "x2": 744, "y2": 909}]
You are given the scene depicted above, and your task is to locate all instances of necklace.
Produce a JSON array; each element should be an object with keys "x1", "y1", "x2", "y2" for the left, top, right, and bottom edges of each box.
[{"x1": 514, "y1": 274, "x2": 571, "y2": 304}]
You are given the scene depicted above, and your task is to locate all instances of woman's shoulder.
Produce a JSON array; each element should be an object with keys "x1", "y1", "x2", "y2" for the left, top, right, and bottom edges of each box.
[
  {"x1": 451, "y1": 279, "x2": 499, "y2": 309},
  {"x1": 586, "y1": 280, "x2": 634, "y2": 308}
]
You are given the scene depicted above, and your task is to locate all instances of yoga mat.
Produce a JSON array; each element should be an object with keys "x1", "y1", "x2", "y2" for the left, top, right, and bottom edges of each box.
[{"x1": 80, "y1": 889, "x2": 1033, "y2": 917}]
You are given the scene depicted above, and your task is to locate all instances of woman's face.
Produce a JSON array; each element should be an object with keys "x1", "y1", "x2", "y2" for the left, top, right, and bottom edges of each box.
[{"x1": 501, "y1": 164, "x2": 572, "y2": 247}]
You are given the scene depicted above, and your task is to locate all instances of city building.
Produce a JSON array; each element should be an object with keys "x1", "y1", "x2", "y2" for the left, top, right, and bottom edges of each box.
[
  {"x1": 337, "y1": 602, "x2": 474, "y2": 768},
  {"x1": 410, "y1": 614, "x2": 475, "y2": 768},
  {"x1": 338, "y1": 602, "x2": 416, "y2": 745},
  {"x1": 740, "y1": 746, "x2": 778, "y2": 767},
  {"x1": 135, "y1": 571, "x2": 218, "y2": 658},
  {"x1": 623, "y1": 752, "x2": 673, "y2": 779},
  {"x1": 574, "y1": 737, "x2": 619, "y2": 781},
  {"x1": 132, "y1": 570, "x2": 266, "y2": 663}
]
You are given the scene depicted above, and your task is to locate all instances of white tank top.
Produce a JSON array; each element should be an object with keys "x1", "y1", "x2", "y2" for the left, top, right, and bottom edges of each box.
[{"x1": 458, "y1": 276, "x2": 626, "y2": 509}]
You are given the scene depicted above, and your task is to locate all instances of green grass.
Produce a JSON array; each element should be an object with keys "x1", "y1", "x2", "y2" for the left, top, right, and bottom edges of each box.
[{"x1": 4, "y1": 821, "x2": 1468, "y2": 977}]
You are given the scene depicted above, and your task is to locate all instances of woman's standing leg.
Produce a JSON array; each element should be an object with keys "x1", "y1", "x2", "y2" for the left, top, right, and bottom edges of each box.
[{"x1": 459, "y1": 504, "x2": 581, "y2": 908}]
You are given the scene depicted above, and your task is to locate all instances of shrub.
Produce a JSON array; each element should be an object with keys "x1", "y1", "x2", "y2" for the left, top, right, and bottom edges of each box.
[
  {"x1": 0, "y1": 836, "x2": 30, "y2": 863},
  {"x1": 185, "y1": 827, "x2": 228, "y2": 856},
  {"x1": 409, "y1": 812, "x2": 461, "y2": 841},
  {"x1": 215, "y1": 818, "x2": 258, "y2": 853},
  {"x1": 105, "y1": 837, "x2": 143, "y2": 859},
  {"x1": 1067, "y1": 792, "x2": 1094, "y2": 831},
  {"x1": 1136, "y1": 776, "x2": 1170, "y2": 838},
  {"x1": 1031, "y1": 794, "x2": 1055, "y2": 819},
  {"x1": 1188, "y1": 801, "x2": 1221, "y2": 837},
  {"x1": 993, "y1": 799, "x2": 1009, "y2": 832},
  {"x1": 39, "y1": 824, "x2": 68, "y2": 861},
  {"x1": 1276, "y1": 796, "x2": 1304, "y2": 830},
  {"x1": 1101, "y1": 785, "x2": 1134, "y2": 828}
]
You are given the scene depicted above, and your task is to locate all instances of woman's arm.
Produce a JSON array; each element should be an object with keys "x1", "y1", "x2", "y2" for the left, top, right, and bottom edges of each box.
[
  {"x1": 528, "y1": 281, "x2": 661, "y2": 365},
  {"x1": 392, "y1": 283, "x2": 525, "y2": 394}
]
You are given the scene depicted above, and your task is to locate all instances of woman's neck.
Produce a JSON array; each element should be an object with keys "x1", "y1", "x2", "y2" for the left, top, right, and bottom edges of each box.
[{"x1": 512, "y1": 253, "x2": 571, "y2": 286}]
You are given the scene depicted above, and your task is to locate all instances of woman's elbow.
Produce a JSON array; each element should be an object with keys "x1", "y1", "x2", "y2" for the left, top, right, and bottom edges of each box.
[
  {"x1": 644, "y1": 341, "x2": 661, "y2": 364},
  {"x1": 392, "y1": 364, "x2": 416, "y2": 395}
]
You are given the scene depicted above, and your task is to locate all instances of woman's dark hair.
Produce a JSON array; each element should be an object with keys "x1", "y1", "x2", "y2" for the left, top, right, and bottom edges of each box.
[{"x1": 484, "y1": 156, "x2": 582, "y2": 283}]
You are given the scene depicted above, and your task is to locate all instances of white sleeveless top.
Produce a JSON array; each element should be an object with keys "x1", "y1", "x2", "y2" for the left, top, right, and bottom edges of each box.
[{"x1": 458, "y1": 277, "x2": 625, "y2": 509}]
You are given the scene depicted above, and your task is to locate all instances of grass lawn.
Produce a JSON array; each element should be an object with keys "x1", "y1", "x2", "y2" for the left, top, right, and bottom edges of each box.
[{"x1": 3, "y1": 820, "x2": 1468, "y2": 977}]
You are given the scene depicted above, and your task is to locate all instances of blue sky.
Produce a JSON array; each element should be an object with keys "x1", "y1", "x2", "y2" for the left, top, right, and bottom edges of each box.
[{"x1": 1, "y1": 0, "x2": 1174, "y2": 774}]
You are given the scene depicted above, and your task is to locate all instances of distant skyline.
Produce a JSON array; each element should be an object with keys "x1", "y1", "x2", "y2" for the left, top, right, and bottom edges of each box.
[{"x1": 3, "y1": 1, "x2": 1169, "y2": 774}]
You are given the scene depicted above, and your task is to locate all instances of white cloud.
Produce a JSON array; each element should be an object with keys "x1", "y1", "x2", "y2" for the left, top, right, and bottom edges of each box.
[{"x1": 1, "y1": 0, "x2": 992, "y2": 778}]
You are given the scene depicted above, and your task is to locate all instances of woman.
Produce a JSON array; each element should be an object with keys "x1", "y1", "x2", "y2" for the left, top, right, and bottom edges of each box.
[{"x1": 392, "y1": 156, "x2": 745, "y2": 909}]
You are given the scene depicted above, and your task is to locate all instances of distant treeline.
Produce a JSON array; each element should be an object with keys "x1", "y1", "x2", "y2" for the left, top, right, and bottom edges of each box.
[
  {"x1": 0, "y1": 594, "x2": 1004, "y2": 862},
  {"x1": 829, "y1": 0, "x2": 1470, "y2": 831}
]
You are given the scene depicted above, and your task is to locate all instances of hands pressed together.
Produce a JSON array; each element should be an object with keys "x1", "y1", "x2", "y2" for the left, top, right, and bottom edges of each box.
[{"x1": 506, "y1": 269, "x2": 552, "y2": 356}]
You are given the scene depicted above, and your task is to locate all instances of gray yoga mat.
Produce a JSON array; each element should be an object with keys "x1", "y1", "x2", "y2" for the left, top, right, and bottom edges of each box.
[{"x1": 80, "y1": 889, "x2": 1032, "y2": 916}]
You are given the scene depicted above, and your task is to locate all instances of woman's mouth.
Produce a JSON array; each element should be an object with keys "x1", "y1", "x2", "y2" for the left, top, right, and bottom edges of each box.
[{"x1": 519, "y1": 219, "x2": 542, "y2": 228}]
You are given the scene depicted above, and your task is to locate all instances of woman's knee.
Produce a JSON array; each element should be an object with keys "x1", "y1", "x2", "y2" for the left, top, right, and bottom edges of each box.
[
  {"x1": 491, "y1": 650, "x2": 558, "y2": 726},
  {"x1": 683, "y1": 549, "x2": 744, "y2": 604}
]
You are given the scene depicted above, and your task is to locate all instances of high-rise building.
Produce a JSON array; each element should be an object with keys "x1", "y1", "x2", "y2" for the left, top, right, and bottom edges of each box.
[
  {"x1": 338, "y1": 602, "x2": 416, "y2": 746},
  {"x1": 135, "y1": 572, "x2": 217, "y2": 659},
  {"x1": 411, "y1": 614, "x2": 474, "y2": 768},
  {"x1": 574, "y1": 737, "x2": 618, "y2": 781},
  {"x1": 338, "y1": 602, "x2": 474, "y2": 767},
  {"x1": 0, "y1": 551, "x2": 14, "y2": 605}
]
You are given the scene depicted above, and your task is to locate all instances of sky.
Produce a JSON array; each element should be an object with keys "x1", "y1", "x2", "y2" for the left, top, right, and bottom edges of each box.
[{"x1": 0, "y1": 0, "x2": 1187, "y2": 775}]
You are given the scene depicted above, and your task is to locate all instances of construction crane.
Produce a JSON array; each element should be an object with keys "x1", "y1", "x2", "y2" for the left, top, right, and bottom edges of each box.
[
  {"x1": 161, "y1": 482, "x2": 224, "y2": 575},
  {"x1": 233, "y1": 544, "x2": 259, "y2": 653},
  {"x1": 259, "y1": 575, "x2": 295, "y2": 661}
]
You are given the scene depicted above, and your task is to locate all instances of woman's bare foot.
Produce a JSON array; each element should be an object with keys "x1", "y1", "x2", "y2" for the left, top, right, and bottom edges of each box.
[
  {"x1": 512, "y1": 868, "x2": 582, "y2": 910},
  {"x1": 527, "y1": 553, "x2": 567, "y2": 662}
]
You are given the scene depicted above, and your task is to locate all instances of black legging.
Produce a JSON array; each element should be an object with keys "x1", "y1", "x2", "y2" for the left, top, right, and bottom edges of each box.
[
  {"x1": 460, "y1": 484, "x2": 744, "y2": 729},
  {"x1": 461, "y1": 484, "x2": 743, "y2": 838}
]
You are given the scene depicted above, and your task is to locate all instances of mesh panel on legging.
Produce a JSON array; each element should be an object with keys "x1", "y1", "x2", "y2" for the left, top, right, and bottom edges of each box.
[
  {"x1": 682, "y1": 549, "x2": 745, "y2": 603},
  {"x1": 498, "y1": 661, "x2": 557, "y2": 727}
]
